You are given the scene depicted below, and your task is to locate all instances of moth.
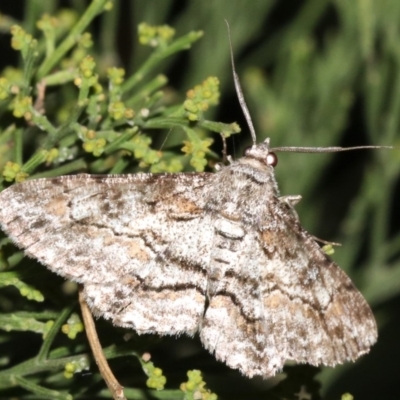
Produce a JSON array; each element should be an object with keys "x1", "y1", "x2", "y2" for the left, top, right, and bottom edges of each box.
[
  {"x1": 0, "y1": 29, "x2": 379, "y2": 380},
  {"x1": 0, "y1": 137, "x2": 378, "y2": 378}
]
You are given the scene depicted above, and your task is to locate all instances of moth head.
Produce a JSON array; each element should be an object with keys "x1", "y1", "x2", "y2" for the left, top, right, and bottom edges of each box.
[{"x1": 243, "y1": 138, "x2": 278, "y2": 168}]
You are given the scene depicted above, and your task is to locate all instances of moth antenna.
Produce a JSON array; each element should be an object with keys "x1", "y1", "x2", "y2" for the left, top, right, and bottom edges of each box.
[
  {"x1": 225, "y1": 21, "x2": 392, "y2": 155},
  {"x1": 270, "y1": 145, "x2": 393, "y2": 153},
  {"x1": 225, "y1": 20, "x2": 257, "y2": 145}
]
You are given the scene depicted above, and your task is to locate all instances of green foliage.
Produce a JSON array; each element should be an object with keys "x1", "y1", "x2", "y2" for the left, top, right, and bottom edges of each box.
[
  {"x1": 341, "y1": 394, "x2": 354, "y2": 400},
  {"x1": 0, "y1": 1, "x2": 399, "y2": 400},
  {"x1": 0, "y1": 271, "x2": 44, "y2": 301},
  {"x1": 180, "y1": 370, "x2": 217, "y2": 400},
  {"x1": 0, "y1": 2, "x2": 237, "y2": 187}
]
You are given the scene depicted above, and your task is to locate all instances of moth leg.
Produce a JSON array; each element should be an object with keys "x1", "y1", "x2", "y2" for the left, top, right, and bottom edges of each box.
[
  {"x1": 278, "y1": 195, "x2": 302, "y2": 220},
  {"x1": 311, "y1": 235, "x2": 341, "y2": 247},
  {"x1": 220, "y1": 132, "x2": 228, "y2": 164},
  {"x1": 279, "y1": 194, "x2": 302, "y2": 206},
  {"x1": 215, "y1": 155, "x2": 234, "y2": 171}
]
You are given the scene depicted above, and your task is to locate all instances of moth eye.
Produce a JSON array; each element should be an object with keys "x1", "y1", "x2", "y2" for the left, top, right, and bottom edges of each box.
[
  {"x1": 266, "y1": 152, "x2": 278, "y2": 167},
  {"x1": 243, "y1": 146, "x2": 253, "y2": 156}
]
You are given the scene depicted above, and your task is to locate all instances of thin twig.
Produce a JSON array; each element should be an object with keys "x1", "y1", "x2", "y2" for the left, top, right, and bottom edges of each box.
[{"x1": 79, "y1": 286, "x2": 127, "y2": 400}]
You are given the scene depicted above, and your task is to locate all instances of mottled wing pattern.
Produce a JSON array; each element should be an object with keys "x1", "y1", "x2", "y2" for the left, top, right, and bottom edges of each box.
[
  {"x1": 0, "y1": 147, "x2": 378, "y2": 379},
  {"x1": 200, "y1": 193, "x2": 377, "y2": 377},
  {"x1": 0, "y1": 173, "x2": 213, "y2": 335},
  {"x1": 259, "y1": 198, "x2": 378, "y2": 366}
]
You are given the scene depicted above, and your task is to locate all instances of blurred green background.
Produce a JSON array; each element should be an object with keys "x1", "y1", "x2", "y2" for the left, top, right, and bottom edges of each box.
[{"x1": 0, "y1": 1, "x2": 399, "y2": 399}]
